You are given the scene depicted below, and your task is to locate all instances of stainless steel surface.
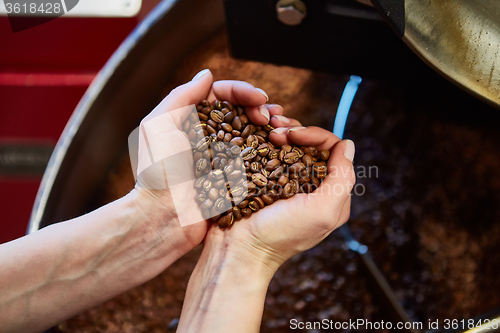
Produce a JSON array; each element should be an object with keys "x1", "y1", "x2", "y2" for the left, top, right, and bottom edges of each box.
[
  {"x1": 276, "y1": 0, "x2": 307, "y2": 26},
  {"x1": 403, "y1": 0, "x2": 500, "y2": 109},
  {"x1": 28, "y1": 0, "x2": 225, "y2": 233}
]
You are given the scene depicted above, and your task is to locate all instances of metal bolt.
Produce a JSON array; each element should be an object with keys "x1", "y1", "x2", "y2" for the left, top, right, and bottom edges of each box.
[{"x1": 276, "y1": 0, "x2": 307, "y2": 26}]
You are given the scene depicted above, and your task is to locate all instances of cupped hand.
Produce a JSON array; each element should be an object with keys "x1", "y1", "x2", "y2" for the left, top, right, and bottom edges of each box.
[
  {"x1": 130, "y1": 69, "x2": 275, "y2": 254},
  {"x1": 202, "y1": 114, "x2": 356, "y2": 270}
]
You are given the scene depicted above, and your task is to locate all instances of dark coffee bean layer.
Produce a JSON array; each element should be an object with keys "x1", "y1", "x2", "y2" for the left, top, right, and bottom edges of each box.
[{"x1": 183, "y1": 100, "x2": 330, "y2": 228}]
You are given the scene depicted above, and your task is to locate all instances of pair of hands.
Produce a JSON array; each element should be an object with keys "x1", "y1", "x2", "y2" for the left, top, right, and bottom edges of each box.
[{"x1": 132, "y1": 69, "x2": 356, "y2": 273}]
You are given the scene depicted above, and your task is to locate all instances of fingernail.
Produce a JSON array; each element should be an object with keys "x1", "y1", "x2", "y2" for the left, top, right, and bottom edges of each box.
[
  {"x1": 271, "y1": 127, "x2": 288, "y2": 134},
  {"x1": 287, "y1": 127, "x2": 307, "y2": 132},
  {"x1": 344, "y1": 139, "x2": 355, "y2": 162},
  {"x1": 272, "y1": 115, "x2": 290, "y2": 124},
  {"x1": 259, "y1": 105, "x2": 270, "y2": 121},
  {"x1": 255, "y1": 88, "x2": 269, "y2": 102},
  {"x1": 192, "y1": 69, "x2": 210, "y2": 81}
]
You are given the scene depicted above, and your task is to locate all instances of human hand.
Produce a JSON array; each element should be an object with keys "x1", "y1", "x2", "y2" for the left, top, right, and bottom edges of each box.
[{"x1": 129, "y1": 69, "x2": 277, "y2": 257}]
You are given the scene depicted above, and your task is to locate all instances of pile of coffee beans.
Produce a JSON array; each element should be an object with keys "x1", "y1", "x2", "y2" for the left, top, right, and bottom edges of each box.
[{"x1": 182, "y1": 100, "x2": 330, "y2": 228}]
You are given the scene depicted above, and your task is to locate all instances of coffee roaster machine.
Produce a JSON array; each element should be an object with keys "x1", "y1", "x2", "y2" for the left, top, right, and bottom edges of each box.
[{"x1": 29, "y1": 0, "x2": 500, "y2": 331}]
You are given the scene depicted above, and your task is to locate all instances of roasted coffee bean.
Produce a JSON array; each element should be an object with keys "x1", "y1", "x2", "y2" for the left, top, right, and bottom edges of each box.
[
  {"x1": 230, "y1": 136, "x2": 244, "y2": 146},
  {"x1": 246, "y1": 135, "x2": 259, "y2": 148},
  {"x1": 277, "y1": 175, "x2": 289, "y2": 187},
  {"x1": 256, "y1": 135, "x2": 266, "y2": 144},
  {"x1": 224, "y1": 111, "x2": 235, "y2": 123},
  {"x1": 203, "y1": 179, "x2": 212, "y2": 192},
  {"x1": 254, "y1": 197, "x2": 265, "y2": 209},
  {"x1": 217, "y1": 130, "x2": 225, "y2": 141},
  {"x1": 195, "y1": 177, "x2": 206, "y2": 190},
  {"x1": 299, "y1": 176, "x2": 311, "y2": 184},
  {"x1": 196, "y1": 193, "x2": 207, "y2": 203},
  {"x1": 304, "y1": 146, "x2": 318, "y2": 156},
  {"x1": 248, "y1": 200, "x2": 260, "y2": 212},
  {"x1": 221, "y1": 107, "x2": 230, "y2": 115},
  {"x1": 212, "y1": 141, "x2": 226, "y2": 153},
  {"x1": 289, "y1": 173, "x2": 299, "y2": 180},
  {"x1": 252, "y1": 173, "x2": 268, "y2": 187},
  {"x1": 256, "y1": 143, "x2": 269, "y2": 156},
  {"x1": 213, "y1": 179, "x2": 225, "y2": 188},
  {"x1": 241, "y1": 147, "x2": 257, "y2": 161},
  {"x1": 261, "y1": 194, "x2": 274, "y2": 205},
  {"x1": 221, "y1": 123, "x2": 232, "y2": 132},
  {"x1": 218, "y1": 212, "x2": 234, "y2": 228},
  {"x1": 210, "y1": 110, "x2": 224, "y2": 123},
  {"x1": 197, "y1": 112, "x2": 208, "y2": 121},
  {"x1": 319, "y1": 150, "x2": 330, "y2": 161},
  {"x1": 302, "y1": 154, "x2": 314, "y2": 166},
  {"x1": 196, "y1": 137, "x2": 210, "y2": 151},
  {"x1": 223, "y1": 133, "x2": 233, "y2": 143},
  {"x1": 283, "y1": 152, "x2": 300, "y2": 164},
  {"x1": 231, "y1": 130, "x2": 241, "y2": 137},
  {"x1": 267, "y1": 179, "x2": 277, "y2": 190},
  {"x1": 183, "y1": 120, "x2": 191, "y2": 132},
  {"x1": 261, "y1": 156, "x2": 268, "y2": 165},
  {"x1": 278, "y1": 149, "x2": 287, "y2": 162},
  {"x1": 269, "y1": 166, "x2": 284, "y2": 179},
  {"x1": 254, "y1": 130, "x2": 268, "y2": 138},
  {"x1": 214, "y1": 198, "x2": 227, "y2": 211},
  {"x1": 313, "y1": 162, "x2": 327, "y2": 175},
  {"x1": 232, "y1": 116, "x2": 242, "y2": 130},
  {"x1": 221, "y1": 100, "x2": 233, "y2": 111},
  {"x1": 232, "y1": 206, "x2": 243, "y2": 221},
  {"x1": 292, "y1": 147, "x2": 305, "y2": 158},
  {"x1": 227, "y1": 170, "x2": 243, "y2": 181},
  {"x1": 250, "y1": 161, "x2": 261, "y2": 173},
  {"x1": 223, "y1": 164, "x2": 234, "y2": 175},
  {"x1": 282, "y1": 182, "x2": 294, "y2": 199},
  {"x1": 196, "y1": 158, "x2": 208, "y2": 172},
  {"x1": 214, "y1": 99, "x2": 222, "y2": 110},
  {"x1": 268, "y1": 189, "x2": 279, "y2": 199},
  {"x1": 260, "y1": 168, "x2": 270, "y2": 178},
  {"x1": 241, "y1": 208, "x2": 252, "y2": 217},
  {"x1": 200, "y1": 199, "x2": 213, "y2": 210},
  {"x1": 289, "y1": 162, "x2": 306, "y2": 174},
  {"x1": 238, "y1": 200, "x2": 249, "y2": 208},
  {"x1": 208, "y1": 188, "x2": 219, "y2": 201},
  {"x1": 227, "y1": 144, "x2": 241, "y2": 156},
  {"x1": 207, "y1": 119, "x2": 218, "y2": 128},
  {"x1": 282, "y1": 144, "x2": 293, "y2": 153},
  {"x1": 239, "y1": 114, "x2": 249, "y2": 126},
  {"x1": 291, "y1": 179, "x2": 299, "y2": 194},
  {"x1": 201, "y1": 99, "x2": 211, "y2": 107},
  {"x1": 301, "y1": 183, "x2": 313, "y2": 193},
  {"x1": 265, "y1": 158, "x2": 281, "y2": 170},
  {"x1": 209, "y1": 169, "x2": 225, "y2": 181},
  {"x1": 244, "y1": 180, "x2": 257, "y2": 191},
  {"x1": 268, "y1": 148, "x2": 280, "y2": 160},
  {"x1": 311, "y1": 177, "x2": 320, "y2": 187},
  {"x1": 206, "y1": 125, "x2": 217, "y2": 135},
  {"x1": 201, "y1": 106, "x2": 213, "y2": 114},
  {"x1": 241, "y1": 124, "x2": 256, "y2": 138},
  {"x1": 230, "y1": 185, "x2": 245, "y2": 197}
]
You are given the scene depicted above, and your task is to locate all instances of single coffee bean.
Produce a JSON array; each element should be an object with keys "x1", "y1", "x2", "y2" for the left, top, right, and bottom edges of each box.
[
  {"x1": 301, "y1": 183, "x2": 313, "y2": 193},
  {"x1": 267, "y1": 179, "x2": 277, "y2": 190},
  {"x1": 221, "y1": 107, "x2": 230, "y2": 115},
  {"x1": 207, "y1": 119, "x2": 218, "y2": 129},
  {"x1": 256, "y1": 135, "x2": 266, "y2": 144},
  {"x1": 299, "y1": 176, "x2": 311, "y2": 184},
  {"x1": 313, "y1": 162, "x2": 327, "y2": 175},
  {"x1": 201, "y1": 99, "x2": 211, "y2": 107},
  {"x1": 261, "y1": 156, "x2": 268, "y2": 165},
  {"x1": 228, "y1": 170, "x2": 243, "y2": 181},
  {"x1": 201, "y1": 106, "x2": 213, "y2": 114},
  {"x1": 246, "y1": 135, "x2": 258, "y2": 148},
  {"x1": 206, "y1": 125, "x2": 217, "y2": 135},
  {"x1": 196, "y1": 193, "x2": 207, "y2": 203},
  {"x1": 230, "y1": 136, "x2": 244, "y2": 146},
  {"x1": 282, "y1": 144, "x2": 293, "y2": 153},
  {"x1": 239, "y1": 114, "x2": 249, "y2": 126},
  {"x1": 244, "y1": 180, "x2": 257, "y2": 191},
  {"x1": 208, "y1": 169, "x2": 225, "y2": 181},
  {"x1": 196, "y1": 158, "x2": 208, "y2": 172},
  {"x1": 230, "y1": 185, "x2": 245, "y2": 197},
  {"x1": 248, "y1": 200, "x2": 260, "y2": 212},
  {"x1": 217, "y1": 130, "x2": 225, "y2": 141},
  {"x1": 196, "y1": 137, "x2": 210, "y2": 151},
  {"x1": 319, "y1": 150, "x2": 330, "y2": 161},
  {"x1": 304, "y1": 147, "x2": 318, "y2": 156},
  {"x1": 254, "y1": 130, "x2": 268, "y2": 138},
  {"x1": 214, "y1": 198, "x2": 228, "y2": 211},
  {"x1": 238, "y1": 200, "x2": 249, "y2": 208},
  {"x1": 289, "y1": 173, "x2": 299, "y2": 180},
  {"x1": 223, "y1": 133, "x2": 233, "y2": 143},
  {"x1": 197, "y1": 112, "x2": 208, "y2": 122},
  {"x1": 260, "y1": 168, "x2": 270, "y2": 178},
  {"x1": 208, "y1": 188, "x2": 219, "y2": 201},
  {"x1": 200, "y1": 199, "x2": 213, "y2": 210},
  {"x1": 214, "y1": 99, "x2": 222, "y2": 110},
  {"x1": 227, "y1": 144, "x2": 242, "y2": 156},
  {"x1": 282, "y1": 182, "x2": 294, "y2": 198},
  {"x1": 261, "y1": 194, "x2": 274, "y2": 205},
  {"x1": 231, "y1": 130, "x2": 241, "y2": 137},
  {"x1": 277, "y1": 175, "x2": 289, "y2": 187},
  {"x1": 232, "y1": 206, "x2": 243, "y2": 221},
  {"x1": 291, "y1": 179, "x2": 299, "y2": 194},
  {"x1": 195, "y1": 177, "x2": 206, "y2": 190},
  {"x1": 210, "y1": 110, "x2": 224, "y2": 123},
  {"x1": 241, "y1": 124, "x2": 256, "y2": 138},
  {"x1": 283, "y1": 152, "x2": 300, "y2": 164},
  {"x1": 241, "y1": 208, "x2": 252, "y2": 217},
  {"x1": 256, "y1": 143, "x2": 269, "y2": 156},
  {"x1": 292, "y1": 147, "x2": 305, "y2": 158},
  {"x1": 203, "y1": 179, "x2": 212, "y2": 192},
  {"x1": 268, "y1": 148, "x2": 280, "y2": 160},
  {"x1": 212, "y1": 141, "x2": 226, "y2": 153},
  {"x1": 251, "y1": 197, "x2": 263, "y2": 209},
  {"x1": 278, "y1": 149, "x2": 287, "y2": 162},
  {"x1": 289, "y1": 162, "x2": 306, "y2": 174},
  {"x1": 213, "y1": 179, "x2": 226, "y2": 188},
  {"x1": 218, "y1": 212, "x2": 234, "y2": 228},
  {"x1": 265, "y1": 158, "x2": 281, "y2": 170},
  {"x1": 268, "y1": 189, "x2": 279, "y2": 199},
  {"x1": 302, "y1": 154, "x2": 314, "y2": 166},
  {"x1": 223, "y1": 164, "x2": 234, "y2": 175},
  {"x1": 221, "y1": 123, "x2": 232, "y2": 132},
  {"x1": 232, "y1": 116, "x2": 242, "y2": 130},
  {"x1": 241, "y1": 147, "x2": 257, "y2": 161},
  {"x1": 250, "y1": 161, "x2": 261, "y2": 173},
  {"x1": 252, "y1": 173, "x2": 268, "y2": 187},
  {"x1": 224, "y1": 111, "x2": 235, "y2": 123},
  {"x1": 269, "y1": 166, "x2": 284, "y2": 179}
]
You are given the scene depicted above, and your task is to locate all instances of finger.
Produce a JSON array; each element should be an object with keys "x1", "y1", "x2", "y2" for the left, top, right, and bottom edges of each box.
[
  {"x1": 285, "y1": 126, "x2": 342, "y2": 151},
  {"x1": 267, "y1": 104, "x2": 284, "y2": 117},
  {"x1": 245, "y1": 105, "x2": 270, "y2": 126},
  {"x1": 210, "y1": 80, "x2": 268, "y2": 106},
  {"x1": 268, "y1": 127, "x2": 293, "y2": 146},
  {"x1": 270, "y1": 115, "x2": 302, "y2": 128}
]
